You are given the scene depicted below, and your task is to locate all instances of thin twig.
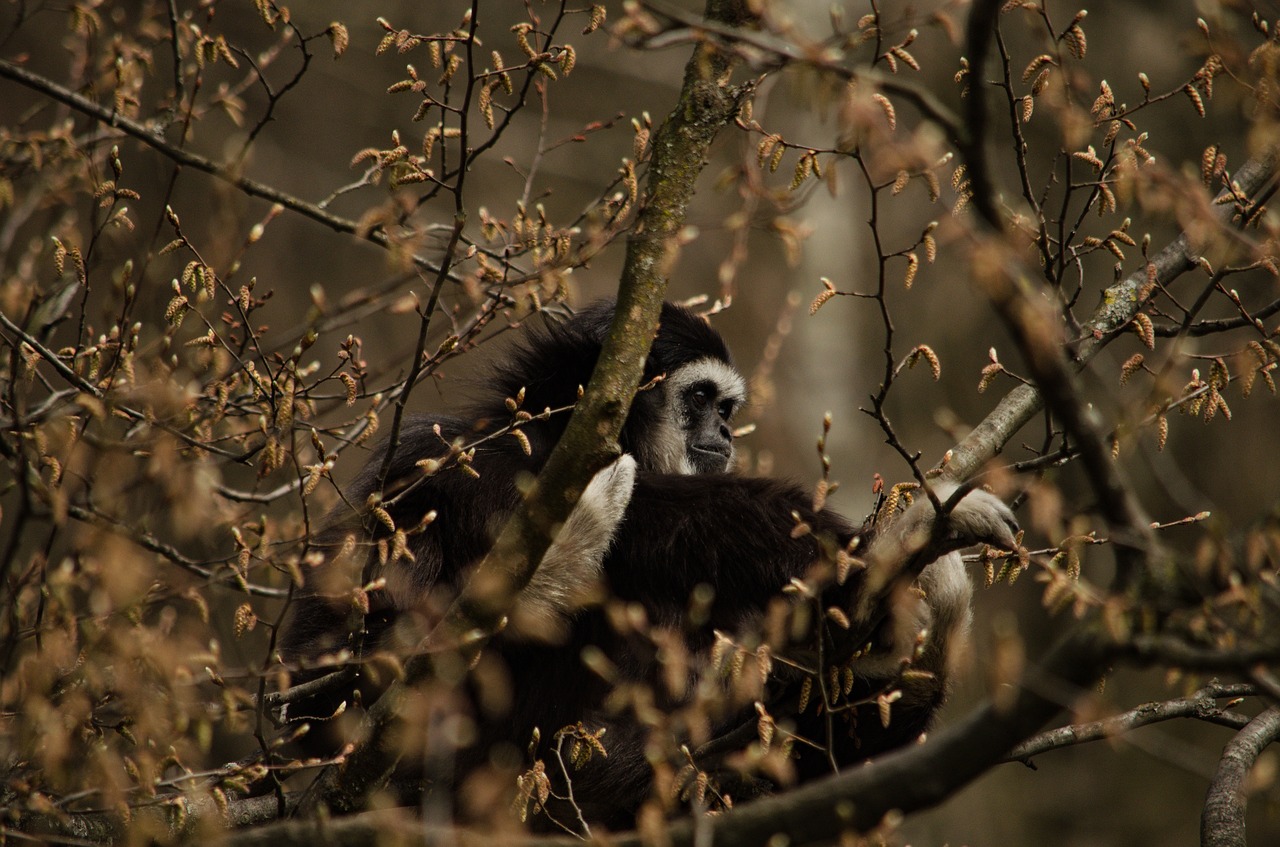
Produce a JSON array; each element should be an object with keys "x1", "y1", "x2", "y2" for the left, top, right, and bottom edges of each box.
[
  {"x1": 0, "y1": 58, "x2": 455, "y2": 282},
  {"x1": 1007, "y1": 684, "x2": 1256, "y2": 763}
]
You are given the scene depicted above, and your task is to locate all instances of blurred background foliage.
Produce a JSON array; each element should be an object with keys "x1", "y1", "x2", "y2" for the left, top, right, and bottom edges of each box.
[{"x1": 2, "y1": 0, "x2": 1280, "y2": 844}]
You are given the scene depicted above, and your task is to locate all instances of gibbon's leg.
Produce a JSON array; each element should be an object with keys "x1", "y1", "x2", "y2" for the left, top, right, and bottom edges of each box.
[{"x1": 509, "y1": 454, "x2": 638, "y2": 637}]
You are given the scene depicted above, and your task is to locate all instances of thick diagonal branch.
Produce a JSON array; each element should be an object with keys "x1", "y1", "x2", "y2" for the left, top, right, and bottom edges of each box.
[
  {"x1": 307, "y1": 0, "x2": 754, "y2": 816},
  {"x1": 433, "y1": 0, "x2": 753, "y2": 645}
]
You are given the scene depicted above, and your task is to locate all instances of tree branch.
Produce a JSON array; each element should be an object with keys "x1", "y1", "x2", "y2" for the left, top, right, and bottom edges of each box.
[
  {"x1": 20, "y1": 788, "x2": 305, "y2": 844},
  {"x1": 305, "y1": 0, "x2": 755, "y2": 816},
  {"x1": 946, "y1": 149, "x2": 1279, "y2": 479},
  {"x1": 209, "y1": 808, "x2": 572, "y2": 847},
  {"x1": 1202, "y1": 706, "x2": 1280, "y2": 847},
  {"x1": 585, "y1": 628, "x2": 1105, "y2": 846},
  {"x1": 0, "y1": 58, "x2": 455, "y2": 281},
  {"x1": 205, "y1": 630, "x2": 1108, "y2": 847},
  {"x1": 1007, "y1": 683, "x2": 1256, "y2": 763}
]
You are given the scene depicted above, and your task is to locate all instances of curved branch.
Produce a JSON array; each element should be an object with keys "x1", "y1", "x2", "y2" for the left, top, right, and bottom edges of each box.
[
  {"x1": 1156, "y1": 295, "x2": 1280, "y2": 336},
  {"x1": 640, "y1": 0, "x2": 964, "y2": 142},
  {"x1": 1202, "y1": 707, "x2": 1280, "y2": 847}
]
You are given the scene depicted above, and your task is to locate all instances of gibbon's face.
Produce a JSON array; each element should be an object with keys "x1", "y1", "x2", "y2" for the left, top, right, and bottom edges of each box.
[{"x1": 666, "y1": 357, "x2": 746, "y2": 474}]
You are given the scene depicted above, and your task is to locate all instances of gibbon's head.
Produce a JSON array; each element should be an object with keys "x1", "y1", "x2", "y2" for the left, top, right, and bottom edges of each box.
[
  {"x1": 599, "y1": 300, "x2": 746, "y2": 475},
  {"x1": 495, "y1": 300, "x2": 746, "y2": 475}
]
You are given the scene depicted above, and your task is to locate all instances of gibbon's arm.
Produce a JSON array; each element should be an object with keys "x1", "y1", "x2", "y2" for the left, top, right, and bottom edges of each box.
[
  {"x1": 713, "y1": 482, "x2": 1018, "y2": 779},
  {"x1": 601, "y1": 477, "x2": 1018, "y2": 617},
  {"x1": 861, "y1": 482, "x2": 1019, "y2": 571},
  {"x1": 599, "y1": 474, "x2": 1018, "y2": 677}
]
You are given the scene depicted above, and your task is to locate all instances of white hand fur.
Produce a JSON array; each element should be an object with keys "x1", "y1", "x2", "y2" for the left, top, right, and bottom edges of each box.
[{"x1": 512, "y1": 455, "x2": 638, "y2": 638}]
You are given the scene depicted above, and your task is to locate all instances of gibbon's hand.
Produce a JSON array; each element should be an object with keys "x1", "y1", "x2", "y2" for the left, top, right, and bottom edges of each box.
[
  {"x1": 512, "y1": 454, "x2": 637, "y2": 638},
  {"x1": 863, "y1": 481, "x2": 1020, "y2": 586},
  {"x1": 937, "y1": 483, "x2": 1020, "y2": 552}
]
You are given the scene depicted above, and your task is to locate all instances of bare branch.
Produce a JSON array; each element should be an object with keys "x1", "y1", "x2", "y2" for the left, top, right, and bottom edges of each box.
[
  {"x1": 1202, "y1": 707, "x2": 1280, "y2": 847},
  {"x1": 1008, "y1": 684, "x2": 1256, "y2": 763},
  {"x1": 0, "y1": 58, "x2": 455, "y2": 281}
]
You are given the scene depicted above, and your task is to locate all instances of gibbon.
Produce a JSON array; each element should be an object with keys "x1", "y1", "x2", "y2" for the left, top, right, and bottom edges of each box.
[{"x1": 278, "y1": 300, "x2": 1018, "y2": 829}]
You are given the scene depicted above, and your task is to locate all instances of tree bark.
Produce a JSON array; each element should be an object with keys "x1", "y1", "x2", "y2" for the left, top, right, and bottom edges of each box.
[
  {"x1": 1202, "y1": 706, "x2": 1280, "y2": 847},
  {"x1": 307, "y1": 0, "x2": 756, "y2": 817}
]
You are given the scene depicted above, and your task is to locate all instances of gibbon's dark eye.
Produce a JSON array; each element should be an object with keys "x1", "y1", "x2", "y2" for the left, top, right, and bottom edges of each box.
[
  {"x1": 717, "y1": 400, "x2": 734, "y2": 421},
  {"x1": 690, "y1": 388, "x2": 710, "y2": 409}
]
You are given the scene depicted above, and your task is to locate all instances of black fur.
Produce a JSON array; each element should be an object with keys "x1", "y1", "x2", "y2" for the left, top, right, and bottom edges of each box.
[
  {"x1": 496, "y1": 473, "x2": 865, "y2": 827},
  {"x1": 278, "y1": 301, "x2": 738, "y2": 667},
  {"x1": 278, "y1": 301, "x2": 967, "y2": 830}
]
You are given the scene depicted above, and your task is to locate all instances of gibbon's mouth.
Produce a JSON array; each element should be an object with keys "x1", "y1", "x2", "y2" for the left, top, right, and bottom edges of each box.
[
  {"x1": 690, "y1": 443, "x2": 732, "y2": 472},
  {"x1": 691, "y1": 442, "x2": 732, "y2": 459}
]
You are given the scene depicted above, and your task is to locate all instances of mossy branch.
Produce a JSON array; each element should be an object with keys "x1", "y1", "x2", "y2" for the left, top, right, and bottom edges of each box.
[
  {"x1": 434, "y1": 0, "x2": 753, "y2": 643},
  {"x1": 944, "y1": 145, "x2": 1278, "y2": 483},
  {"x1": 306, "y1": 0, "x2": 754, "y2": 817}
]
